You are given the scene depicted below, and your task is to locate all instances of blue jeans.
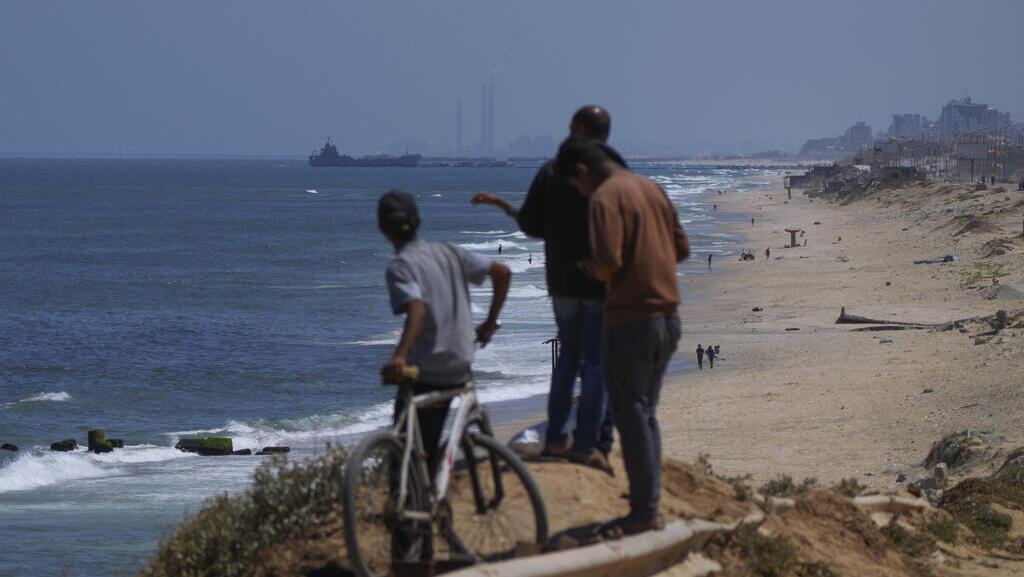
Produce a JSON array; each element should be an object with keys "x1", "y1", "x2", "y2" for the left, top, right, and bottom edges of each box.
[
  {"x1": 603, "y1": 315, "x2": 680, "y2": 520},
  {"x1": 546, "y1": 296, "x2": 608, "y2": 455}
]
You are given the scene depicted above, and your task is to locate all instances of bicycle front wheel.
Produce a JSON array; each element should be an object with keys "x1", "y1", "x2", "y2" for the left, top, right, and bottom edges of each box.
[
  {"x1": 343, "y1": 432, "x2": 428, "y2": 577},
  {"x1": 443, "y1": 432, "x2": 548, "y2": 561}
]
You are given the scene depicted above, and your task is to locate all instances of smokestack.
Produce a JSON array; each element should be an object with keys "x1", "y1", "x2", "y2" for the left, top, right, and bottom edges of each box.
[
  {"x1": 480, "y1": 84, "x2": 487, "y2": 156},
  {"x1": 456, "y1": 98, "x2": 462, "y2": 155},
  {"x1": 487, "y1": 78, "x2": 495, "y2": 155}
]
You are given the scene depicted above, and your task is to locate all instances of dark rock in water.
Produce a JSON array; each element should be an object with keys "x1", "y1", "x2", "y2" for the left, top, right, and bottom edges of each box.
[
  {"x1": 88, "y1": 429, "x2": 114, "y2": 453},
  {"x1": 257, "y1": 446, "x2": 291, "y2": 455},
  {"x1": 108, "y1": 439, "x2": 125, "y2": 449},
  {"x1": 1, "y1": 443, "x2": 18, "y2": 452},
  {"x1": 51, "y1": 439, "x2": 78, "y2": 452},
  {"x1": 752, "y1": 307, "x2": 763, "y2": 312},
  {"x1": 232, "y1": 449, "x2": 252, "y2": 456},
  {"x1": 175, "y1": 437, "x2": 233, "y2": 456}
]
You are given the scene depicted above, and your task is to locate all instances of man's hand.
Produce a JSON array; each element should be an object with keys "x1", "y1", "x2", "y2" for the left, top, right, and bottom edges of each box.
[
  {"x1": 475, "y1": 320, "x2": 500, "y2": 347},
  {"x1": 381, "y1": 356, "x2": 407, "y2": 385},
  {"x1": 470, "y1": 191, "x2": 502, "y2": 206},
  {"x1": 471, "y1": 192, "x2": 515, "y2": 217}
]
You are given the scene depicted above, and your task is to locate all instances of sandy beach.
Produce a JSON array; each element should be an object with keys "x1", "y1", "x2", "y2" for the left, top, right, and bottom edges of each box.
[{"x1": 657, "y1": 175, "x2": 1024, "y2": 489}]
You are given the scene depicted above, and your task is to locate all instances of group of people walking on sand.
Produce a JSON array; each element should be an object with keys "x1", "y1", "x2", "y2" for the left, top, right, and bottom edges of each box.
[
  {"x1": 378, "y1": 105, "x2": 690, "y2": 548},
  {"x1": 695, "y1": 343, "x2": 720, "y2": 369}
]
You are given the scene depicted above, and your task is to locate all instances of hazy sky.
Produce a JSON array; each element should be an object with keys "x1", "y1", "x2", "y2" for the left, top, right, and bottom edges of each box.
[{"x1": 2, "y1": 1, "x2": 1022, "y2": 157}]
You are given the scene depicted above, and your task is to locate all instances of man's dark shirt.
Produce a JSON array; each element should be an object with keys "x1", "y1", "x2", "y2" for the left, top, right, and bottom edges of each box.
[{"x1": 516, "y1": 160, "x2": 606, "y2": 300}]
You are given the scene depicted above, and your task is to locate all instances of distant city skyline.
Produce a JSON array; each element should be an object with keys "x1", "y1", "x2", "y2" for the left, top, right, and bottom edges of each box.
[{"x1": 2, "y1": 1, "x2": 1023, "y2": 158}]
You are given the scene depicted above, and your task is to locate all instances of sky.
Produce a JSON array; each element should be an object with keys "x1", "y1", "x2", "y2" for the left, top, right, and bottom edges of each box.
[{"x1": 2, "y1": 0, "x2": 1022, "y2": 157}]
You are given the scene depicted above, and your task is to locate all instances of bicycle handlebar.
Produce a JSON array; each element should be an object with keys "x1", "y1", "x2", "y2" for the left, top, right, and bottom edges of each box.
[{"x1": 401, "y1": 365, "x2": 420, "y2": 382}]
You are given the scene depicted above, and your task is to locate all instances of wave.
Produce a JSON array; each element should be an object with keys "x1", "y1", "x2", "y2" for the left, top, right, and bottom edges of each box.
[
  {"x1": 345, "y1": 329, "x2": 401, "y2": 346},
  {"x1": 1, "y1": 391, "x2": 71, "y2": 408},
  {"x1": 508, "y1": 284, "x2": 548, "y2": 299},
  {"x1": 0, "y1": 450, "x2": 120, "y2": 493},
  {"x1": 457, "y1": 240, "x2": 524, "y2": 251}
]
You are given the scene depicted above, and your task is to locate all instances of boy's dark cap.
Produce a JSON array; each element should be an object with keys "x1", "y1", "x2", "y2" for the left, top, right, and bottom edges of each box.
[{"x1": 378, "y1": 190, "x2": 420, "y2": 234}]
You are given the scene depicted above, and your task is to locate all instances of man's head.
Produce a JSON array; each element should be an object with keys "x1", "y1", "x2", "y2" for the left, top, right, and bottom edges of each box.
[
  {"x1": 569, "y1": 105, "x2": 611, "y2": 142},
  {"x1": 555, "y1": 137, "x2": 622, "y2": 196},
  {"x1": 378, "y1": 190, "x2": 420, "y2": 246}
]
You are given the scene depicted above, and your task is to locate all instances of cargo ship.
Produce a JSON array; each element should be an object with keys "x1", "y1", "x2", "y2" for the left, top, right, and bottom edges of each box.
[{"x1": 308, "y1": 138, "x2": 421, "y2": 167}]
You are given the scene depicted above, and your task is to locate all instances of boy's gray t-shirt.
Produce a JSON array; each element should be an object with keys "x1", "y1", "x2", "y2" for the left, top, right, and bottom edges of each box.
[{"x1": 386, "y1": 239, "x2": 492, "y2": 385}]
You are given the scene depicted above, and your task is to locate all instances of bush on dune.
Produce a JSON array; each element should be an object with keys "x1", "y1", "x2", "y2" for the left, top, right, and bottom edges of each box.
[{"x1": 139, "y1": 446, "x2": 349, "y2": 577}]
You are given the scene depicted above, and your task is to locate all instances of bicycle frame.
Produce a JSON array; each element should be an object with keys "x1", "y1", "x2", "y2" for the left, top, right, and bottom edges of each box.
[{"x1": 391, "y1": 379, "x2": 486, "y2": 522}]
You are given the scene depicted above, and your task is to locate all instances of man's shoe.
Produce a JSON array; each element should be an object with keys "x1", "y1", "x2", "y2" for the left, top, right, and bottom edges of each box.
[
  {"x1": 539, "y1": 444, "x2": 570, "y2": 459},
  {"x1": 568, "y1": 450, "x2": 615, "y2": 476},
  {"x1": 597, "y1": 513, "x2": 664, "y2": 540}
]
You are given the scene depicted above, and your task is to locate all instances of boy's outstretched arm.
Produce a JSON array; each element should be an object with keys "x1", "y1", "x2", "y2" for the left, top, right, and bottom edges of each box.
[
  {"x1": 382, "y1": 299, "x2": 426, "y2": 384},
  {"x1": 476, "y1": 262, "x2": 510, "y2": 347}
]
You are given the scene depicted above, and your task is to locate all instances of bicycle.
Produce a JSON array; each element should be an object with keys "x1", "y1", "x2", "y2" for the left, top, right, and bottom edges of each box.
[{"x1": 343, "y1": 366, "x2": 548, "y2": 577}]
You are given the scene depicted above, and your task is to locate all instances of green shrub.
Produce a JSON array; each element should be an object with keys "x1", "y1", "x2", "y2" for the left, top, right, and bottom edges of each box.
[
  {"x1": 139, "y1": 446, "x2": 349, "y2": 577},
  {"x1": 796, "y1": 560, "x2": 841, "y2": 577},
  {"x1": 758, "y1": 475, "x2": 817, "y2": 498},
  {"x1": 881, "y1": 521, "x2": 935, "y2": 557},
  {"x1": 732, "y1": 523, "x2": 797, "y2": 577},
  {"x1": 924, "y1": 515, "x2": 959, "y2": 544},
  {"x1": 830, "y1": 478, "x2": 865, "y2": 499},
  {"x1": 964, "y1": 505, "x2": 1012, "y2": 548}
]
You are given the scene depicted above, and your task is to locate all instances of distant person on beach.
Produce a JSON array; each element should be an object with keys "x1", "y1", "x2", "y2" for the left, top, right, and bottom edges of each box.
[
  {"x1": 559, "y1": 136, "x2": 690, "y2": 535},
  {"x1": 696, "y1": 344, "x2": 704, "y2": 369},
  {"x1": 498, "y1": 242, "x2": 502, "y2": 255},
  {"x1": 751, "y1": 217, "x2": 755, "y2": 227},
  {"x1": 706, "y1": 345, "x2": 716, "y2": 369},
  {"x1": 765, "y1": 247, "x2": 770, "y2": 259},
  {"x1": 470, "y1": 105, "x2": 620, "y2": 474},
  {"x1": 707, "y1": 253, "x2": 712, "y2": 269},
  {"x1": 991, "y1": 175, "x2": 996, "y2": 186},
  {"x1": 378, "y1": 190, "x2": 510, "y2": 560}
]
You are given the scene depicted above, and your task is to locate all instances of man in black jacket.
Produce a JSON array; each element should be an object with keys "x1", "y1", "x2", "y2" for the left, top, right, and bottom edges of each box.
[{"x1": 471, "y1": 106, "x2": 619, "y2": 474}]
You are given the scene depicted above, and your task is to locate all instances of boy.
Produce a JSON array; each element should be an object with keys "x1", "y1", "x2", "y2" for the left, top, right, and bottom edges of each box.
[{"x1": 378, "y1": 190, "x2": 510, "y2": 474}]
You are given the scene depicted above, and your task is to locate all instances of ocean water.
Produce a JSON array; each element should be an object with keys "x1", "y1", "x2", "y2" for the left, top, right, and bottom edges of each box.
[{"x1": 0, "y1": 158, "x2": 770, "y2": 576}]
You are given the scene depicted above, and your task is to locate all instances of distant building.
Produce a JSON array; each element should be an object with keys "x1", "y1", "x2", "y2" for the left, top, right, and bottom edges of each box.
[
  {"x1": 798, "y1": 137, "x2": 840, "y2": 159},
  {"x1": 888, "y1": 114, "x2": 927, "y2": 138},
  {"x1": 936, "y1": 97, "x2": 1011, "y2": 136},
  {"x1": 798, "y1": 121, "x2": 871, "y2": 159},
  {"x1": 840, "y1": 121, "x2": 872, "y2": 152}
]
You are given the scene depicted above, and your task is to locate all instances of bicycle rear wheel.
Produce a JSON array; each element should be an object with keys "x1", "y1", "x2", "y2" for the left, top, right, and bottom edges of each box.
[
  {"x1": 343, "y1": 432, "x2": 428, "y2": 577},
  {"x1": 442, "y1": 432, "x2": 548, "y2": 561}
]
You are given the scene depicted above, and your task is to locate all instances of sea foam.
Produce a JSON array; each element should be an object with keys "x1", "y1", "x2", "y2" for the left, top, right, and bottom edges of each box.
[
  {"x1": 1, "y1": 391, "x2": 71, "y2": 408},
  {"x1": 0, "y1": 450, "x2": 119, "y2": 493}
]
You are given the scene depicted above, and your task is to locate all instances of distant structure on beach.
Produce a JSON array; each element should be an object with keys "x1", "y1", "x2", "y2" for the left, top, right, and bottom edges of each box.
[
  {"x1": 308, "y1": 138, "x2": 421, "y2": 167},
  {"x1": 798, "y1": 121, "x2": 873, "y2": 159},
  {"x1": 885, "y1": 97, "x2": 1012, "y2": 140},
  {"x1": 797, "y1": 96, "x2": 1024, "y2": 184}
]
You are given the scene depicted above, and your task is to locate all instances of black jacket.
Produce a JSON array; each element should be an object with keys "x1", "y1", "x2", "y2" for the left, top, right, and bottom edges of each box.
[{"x1": 516, "y1": 160, "x2": 607, "y2": 300}]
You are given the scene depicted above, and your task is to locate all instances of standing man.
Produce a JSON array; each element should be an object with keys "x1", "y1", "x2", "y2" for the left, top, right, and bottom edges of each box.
[
  {"x1": 706, "y1": 345, "x2": 716, "y2": 369},
  {"x1": 696, "y1": 344, "x2": 704, "y2": 370},
  {"x1": 471, "y1": 106, "x2": 618, "y2": 474},
  {"x1": 558, "y1": 137, "x2": 690, "y2": 535}
]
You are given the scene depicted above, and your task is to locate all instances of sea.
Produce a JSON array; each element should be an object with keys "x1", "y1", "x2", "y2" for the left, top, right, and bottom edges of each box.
[{"x1": 0, "y1": 158, "x2": 772, "y2": 576}]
